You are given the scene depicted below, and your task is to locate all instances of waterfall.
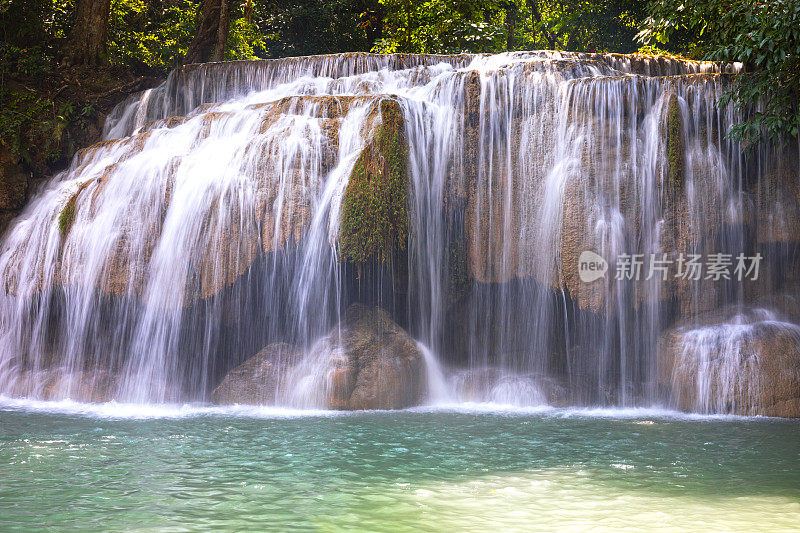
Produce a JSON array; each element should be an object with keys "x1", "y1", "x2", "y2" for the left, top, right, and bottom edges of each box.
[
  {"x1": 416, "y1": 341, "x2": 452, "y2": 404},
  {"x1": 1, "y1": 51, "x2": 797, "y2": 414}
]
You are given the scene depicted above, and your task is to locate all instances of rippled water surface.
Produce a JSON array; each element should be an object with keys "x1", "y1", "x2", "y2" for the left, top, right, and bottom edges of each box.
[{"x1": 1, "y1": 400, "x2": 798, "y2": 531}]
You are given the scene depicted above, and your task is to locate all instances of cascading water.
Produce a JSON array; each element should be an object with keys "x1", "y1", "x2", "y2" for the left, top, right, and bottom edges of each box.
[
  {"x1": 664, "y1": 308, "x2": 800, "y2": 415},
  {"x1": 0, "y1": 51, "x2": 797, "y2": 414}
]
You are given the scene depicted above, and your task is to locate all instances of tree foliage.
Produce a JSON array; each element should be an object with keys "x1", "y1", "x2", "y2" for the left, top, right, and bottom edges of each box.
[
  {"x1": 373, "y1": 0, "x2": 506, "y2": 54},
  {"x1": 0, "y1": 0, "x2": 268, "y2": 74},
  {"x1": 374, "y1": 0, "x2": 646, "y2": 54},
  {"x1": 521, "y1": 0, "x2": 645, "y2": 53},
  {"x1": 640, "y1": 0, "x2": 800, "y2": 144},
  {"x1": 0, "y1": 0, "x2": 72, "y2": 77},
  {"x1": 107, "y1": 0, "x2": 197, "y2": 69},
  {"x1": 2, "y1": 0, "x2": 796, "y2": 151},
  {"x1": 0, "y1": 0, "x2": 652, "y2": 73},
  {"x1": 251, "y1": 0, "x2": 382, "y2": 58}
]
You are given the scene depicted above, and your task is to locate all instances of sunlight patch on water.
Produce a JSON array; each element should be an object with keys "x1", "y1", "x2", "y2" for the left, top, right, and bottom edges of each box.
[{"x1": 391, "y1": 468, "x2": 800, "y2": 531}]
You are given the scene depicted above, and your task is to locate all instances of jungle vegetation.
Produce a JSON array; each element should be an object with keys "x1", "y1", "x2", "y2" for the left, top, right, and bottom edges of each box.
[{"x1": 0, "y1": 0, "x2": 797, "y2": 165}]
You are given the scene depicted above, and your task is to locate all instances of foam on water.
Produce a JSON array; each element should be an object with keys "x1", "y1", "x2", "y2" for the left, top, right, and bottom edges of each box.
[
  {"x1": 0, "y1": 395, "x2": 337, "y2": 420},
  {"x1": 0, "y1": 394, "x2": 766, "y2": 422}
]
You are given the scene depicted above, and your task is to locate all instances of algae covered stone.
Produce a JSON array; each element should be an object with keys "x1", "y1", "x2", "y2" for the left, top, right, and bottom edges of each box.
[{"x1": 339, "y1": 98, "x2": 409, "y2": 264}]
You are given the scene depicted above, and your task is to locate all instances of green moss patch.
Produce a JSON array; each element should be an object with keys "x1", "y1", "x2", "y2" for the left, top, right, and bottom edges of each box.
[
  {"x1": 58, "y1": 181, "x2": 90, "y2": 238},
  {"x1": 666, "y1": 94, "x2": 684, "y2": 192},
  {"x1": 339, "y1": 99, "x2": 409, "y2": 264}
]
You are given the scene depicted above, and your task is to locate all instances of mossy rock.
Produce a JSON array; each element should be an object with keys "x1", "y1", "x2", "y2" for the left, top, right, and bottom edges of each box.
[
  {"x1": 58, "y1": 194, "x2": 78, "y2": 238},
  {"x1": 339, "y1": 98, "x2": 409, "y2": 264},
  {"x1": 58, "y1": 181, "x2": 91, "y2": 238},
  {"x1": 666, "y1": 94, "x2": 684, "y2": 192}
]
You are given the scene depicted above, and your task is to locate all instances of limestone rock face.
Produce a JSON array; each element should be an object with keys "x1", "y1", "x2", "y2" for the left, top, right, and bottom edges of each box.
[
  {"x1": 325, "y1": 304, "x2": 424, "y2": 410},
  {"x1": 658, "y1": 313, "x2": 800, "y2": 417},
  {"x1": 753, "y1": 165, "x2": 800, "y2": 245},
  {"x1": 23, "y1": 94, "x2": 408, "y2": 305},
  {"x1": 338, "y1": 98, "x2": 408, "y2": 264},
  {"x1": 211, "y1": 343, "x2": 301, "y2": 405}
]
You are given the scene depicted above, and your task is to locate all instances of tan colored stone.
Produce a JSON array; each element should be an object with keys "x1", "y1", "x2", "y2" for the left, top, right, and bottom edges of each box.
[
  {"x1": 212, "y1": 343, "x2": 301, "y2": 405},
  {"x1": 326, "y1": 304, "x2": 424, "y2": 410},
  {"x1": 6, "y1": 368, "x2": 119, "y2": 403},
  {"x1": 212, "y1": 305, "x2": 425, "y2": 410},
  {"x1": 659, "y1": 317, "x2": 800, "y2": 417}
]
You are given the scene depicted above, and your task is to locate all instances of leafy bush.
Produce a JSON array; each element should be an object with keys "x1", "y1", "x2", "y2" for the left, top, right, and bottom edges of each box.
[{"x1": 0, "y1": 89, "x2": 93, "y2": 164}]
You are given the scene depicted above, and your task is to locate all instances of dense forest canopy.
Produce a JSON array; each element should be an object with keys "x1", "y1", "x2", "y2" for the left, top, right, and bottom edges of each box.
[{"x1": 0, "y1": 0, "x2": 797, "y2": 166}]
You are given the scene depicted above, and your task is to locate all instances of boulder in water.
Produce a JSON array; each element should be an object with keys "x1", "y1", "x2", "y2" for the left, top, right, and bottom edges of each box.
[
  {"x1": 449, "y1": 367, "x2": 567, "y2": 406},
  {"x1": 212, "y1": 343, "x2": 301, "y2": 405},
  {"x1": 325, "y1": 304, "x2": 424, "y2": 410},
  {"x1": 212, "y1": 305, "x2": 425, "y2": 410},
  {"x1": 658, "y1": 312, "x2": 800, "y2": 417}
]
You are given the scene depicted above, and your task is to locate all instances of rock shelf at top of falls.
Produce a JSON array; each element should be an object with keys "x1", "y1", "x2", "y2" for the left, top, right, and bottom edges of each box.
[{"x1": 0, "y1": 50, "x2": 798, "y2": 415}]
